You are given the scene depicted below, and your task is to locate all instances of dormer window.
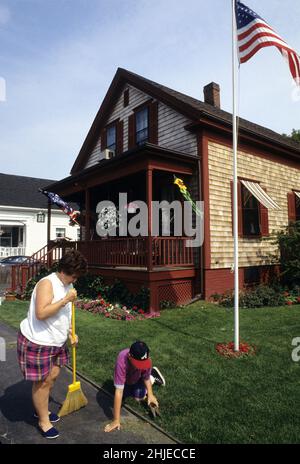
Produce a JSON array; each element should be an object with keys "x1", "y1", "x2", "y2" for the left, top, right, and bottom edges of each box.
[
  {"x1": 135, "y1": 107, "x2": 149, "y2": 145},
  {"x1": 106, "y1": 125, "x2": 116, "y2": 151}
]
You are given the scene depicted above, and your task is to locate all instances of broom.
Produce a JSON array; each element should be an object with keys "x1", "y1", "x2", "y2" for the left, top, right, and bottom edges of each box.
[{"x1": 58, "y1": 302, "x2": 88, "y2": 417}]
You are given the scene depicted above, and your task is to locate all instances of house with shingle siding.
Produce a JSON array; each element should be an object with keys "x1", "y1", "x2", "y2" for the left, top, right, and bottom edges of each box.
[{"x1": 19, "y1": 68, "x2": 300, "y2": 310}]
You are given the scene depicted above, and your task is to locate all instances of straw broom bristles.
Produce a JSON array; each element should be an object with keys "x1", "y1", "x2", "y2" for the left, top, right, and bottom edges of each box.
[
  {"x1": 59, "y1": 302, "x2": 88, "y2": 417},
  {"x1": 59, "y1": 381, "x2": 88, "y2": 417}
]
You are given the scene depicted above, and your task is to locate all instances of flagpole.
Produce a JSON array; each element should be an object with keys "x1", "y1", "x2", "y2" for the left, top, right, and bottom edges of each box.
[{"x1": 232, "y1": 0, "x2": 239, "y2": 352}]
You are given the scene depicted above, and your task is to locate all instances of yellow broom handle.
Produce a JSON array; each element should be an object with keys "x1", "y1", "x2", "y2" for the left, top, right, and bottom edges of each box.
[{"x1": 72, "y1": 302, "x2": 77, "y2": 384}]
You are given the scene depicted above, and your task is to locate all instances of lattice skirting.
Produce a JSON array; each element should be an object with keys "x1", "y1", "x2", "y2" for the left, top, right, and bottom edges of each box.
[{"x1": 157, "y1": 280, "x2": 193, "y2": 306}]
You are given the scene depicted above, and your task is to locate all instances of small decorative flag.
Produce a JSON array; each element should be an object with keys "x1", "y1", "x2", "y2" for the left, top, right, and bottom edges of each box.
[
  {"x1": 236, "y1": 1, "x2": 300, "y2": 85},
  {"x1": 39, "y1": 189, "x2": 80, "y2": 226}
]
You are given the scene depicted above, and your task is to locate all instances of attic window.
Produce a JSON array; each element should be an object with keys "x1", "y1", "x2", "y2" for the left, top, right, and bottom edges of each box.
[{"x1": 124, "y1": 89, "x2": 129, "y2": 107}]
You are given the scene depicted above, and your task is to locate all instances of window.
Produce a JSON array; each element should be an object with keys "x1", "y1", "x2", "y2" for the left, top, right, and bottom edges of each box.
[
  {"x1": 241, "y1": 184, "x2": 260, "y2": 236},
  {"x1": 0, "y1": 226, "x2": 23, "y2": 247},
  {"x1": 56, "y1": 228, "x2": 66, "y2": 239},
  {"x1": 296, "y1": 194, "x2": 300, "y2": 221},
  {"x1": 106, "y1": 125, "x2": 116, "y2": 151},
  {"x1": 135, "y1": 107, "x2": 149, "y2": 145},
  {"x1": 244, "y1": 266, "x2": 260, "y2": 285}
]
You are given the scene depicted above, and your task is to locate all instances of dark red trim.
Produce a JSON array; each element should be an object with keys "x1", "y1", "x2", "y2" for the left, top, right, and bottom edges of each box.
[{"x1": 200, "y1": 132, "x2": 211, "y2": 271}]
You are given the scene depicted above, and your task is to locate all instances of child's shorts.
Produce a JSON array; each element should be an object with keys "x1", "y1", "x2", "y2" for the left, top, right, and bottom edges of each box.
[{"x1": 123, "y1": 380, "x2": 147, "y2": 400}]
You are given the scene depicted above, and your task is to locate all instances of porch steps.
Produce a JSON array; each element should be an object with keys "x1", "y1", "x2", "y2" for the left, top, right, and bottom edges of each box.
[{"x1": 10, "y1": 240, "x2": 76, "y2": 293}]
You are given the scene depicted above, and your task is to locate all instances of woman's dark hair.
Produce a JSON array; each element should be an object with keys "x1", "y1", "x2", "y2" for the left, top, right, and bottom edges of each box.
[{"x1": 57, "y1": 250, "x2": 88, "y2": 276}]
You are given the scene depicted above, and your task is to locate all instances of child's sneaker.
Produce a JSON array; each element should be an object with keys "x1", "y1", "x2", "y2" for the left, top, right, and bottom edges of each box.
[{"x1": 151, "y1": 367, "x2": 166, "y2": 387}]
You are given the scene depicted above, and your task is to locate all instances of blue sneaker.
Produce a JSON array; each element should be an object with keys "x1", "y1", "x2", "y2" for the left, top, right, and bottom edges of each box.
[
  {"x1": 38, "y1": 426, "x2": 59, "y2": 439},
  {"x1": 34, "y1": 412, "x2": 60, "y2": 423}
]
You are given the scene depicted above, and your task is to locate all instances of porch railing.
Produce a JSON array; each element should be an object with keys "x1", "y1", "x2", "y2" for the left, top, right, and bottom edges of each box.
[
  {"x1": 76, "y1": 237, "x2": 194, "y2": 268},
  {"x1": 0, "y1": 247, "x2": 26, "y2": 257},
  {"x1": 9, "y1": 237, "x2": 194, "y2": 293}
]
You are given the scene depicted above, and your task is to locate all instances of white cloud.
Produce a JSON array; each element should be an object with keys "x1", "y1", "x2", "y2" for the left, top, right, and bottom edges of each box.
[{"x1": 0, "y1": 5, "x2": 10, "y2": 26}]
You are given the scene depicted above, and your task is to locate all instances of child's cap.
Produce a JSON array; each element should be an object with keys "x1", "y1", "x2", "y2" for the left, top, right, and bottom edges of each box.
[{"x1": 128, "y1": 341, "x2": 152, "y2": 370}]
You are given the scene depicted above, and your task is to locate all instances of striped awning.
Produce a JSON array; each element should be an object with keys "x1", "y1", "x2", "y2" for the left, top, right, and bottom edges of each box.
[
  {"x1": 294, "y1": 191, "x2": 300, "y2": 200},
  {"x1": 240, "y1": 180, "x2": 280, "y2": 210}
]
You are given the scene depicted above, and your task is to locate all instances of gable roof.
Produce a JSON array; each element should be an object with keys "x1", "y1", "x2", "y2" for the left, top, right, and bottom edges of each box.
[
  {"x1": 71, "y1": 68, "x2": 300, "y2": 174},
  {"x1": 0, "y1": 173, "x2": 56, "y2": 209}
]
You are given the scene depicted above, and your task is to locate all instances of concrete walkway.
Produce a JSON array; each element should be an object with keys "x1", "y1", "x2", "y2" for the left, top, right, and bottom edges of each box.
[{"x1": 0, "y1": 322, "x2": 175, "y2": 444}]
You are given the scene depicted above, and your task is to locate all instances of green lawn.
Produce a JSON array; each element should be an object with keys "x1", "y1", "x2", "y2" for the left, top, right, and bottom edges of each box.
[{"x1": 1, "y1": 299, "x2": 300, "y2": 443}]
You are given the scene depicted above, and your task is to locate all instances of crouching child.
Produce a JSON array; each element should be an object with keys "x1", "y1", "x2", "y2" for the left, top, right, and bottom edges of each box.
[{"x1": 104, "y1": 340, "x2": 165, "y2": 432}]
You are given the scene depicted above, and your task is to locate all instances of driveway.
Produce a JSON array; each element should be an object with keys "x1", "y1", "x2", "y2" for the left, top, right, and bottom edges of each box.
[{"x1": 0, "y1": 322, "x2": 175, "y2": 444}]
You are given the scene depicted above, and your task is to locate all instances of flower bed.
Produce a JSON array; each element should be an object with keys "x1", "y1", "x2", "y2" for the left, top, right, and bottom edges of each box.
[
  {"x1": 283, "y1": 291, "x2": 300, "y2": 306},
  {"x1": 216, "y1": 341, "x2": 256, "y2": 358},
  {"x1": 75, "y1": 296, "x2": 160, "y2": 321}
]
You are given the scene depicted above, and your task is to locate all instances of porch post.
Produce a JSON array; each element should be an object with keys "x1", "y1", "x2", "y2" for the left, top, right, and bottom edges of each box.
[
  {"x1": 47, "y1": 200, "x2": 51, "y2": 268},
  {"x1": 146, "y1": 169, "x2": 153, "y2": 272},
  {"x1": 85, "y1": 188, "x2": 91, "y2": 242},
  {"x1": 47, "y1": 200, "x2": 51, "y2": 244}
]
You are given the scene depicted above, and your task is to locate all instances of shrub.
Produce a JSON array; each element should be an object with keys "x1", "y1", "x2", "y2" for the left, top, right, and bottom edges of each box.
[
  {"x1": 23, "y1": 264, "x2": 58, "y2": 300},
  {"x1": 23, "y1": 269, "x2": 150, "y2": 311},
  {"x1": 214, "y1": 285, "x2": 286, "y2": 309},
  {"x1": 160, "y1": 300, "x2": 176, "y2": 310},
  {"x1": 273, "y1": 221, "x2": 300, "y2": 286}
]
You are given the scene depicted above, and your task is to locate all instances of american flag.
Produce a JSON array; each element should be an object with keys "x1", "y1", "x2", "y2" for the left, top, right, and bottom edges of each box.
[
  {"x1": 236, "y1": 1, "x2": 300, "y2": 84},
  {"x1": 39, "y1": 188, "x2": 80, "y2": 225}
]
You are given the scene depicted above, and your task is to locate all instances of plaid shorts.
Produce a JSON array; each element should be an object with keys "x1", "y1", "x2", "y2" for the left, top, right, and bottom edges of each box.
[
  {"x1": 17, "y1": 331, "x2": 70, "y2": 382},
  {"x1": 124, "y1": 380, "x2": 147, "y2": 400}
]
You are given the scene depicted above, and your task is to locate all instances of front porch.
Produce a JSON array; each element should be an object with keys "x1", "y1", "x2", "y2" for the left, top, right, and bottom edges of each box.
[{"x1": 44, "y1": 144, "x2": 201, "y2": 310}]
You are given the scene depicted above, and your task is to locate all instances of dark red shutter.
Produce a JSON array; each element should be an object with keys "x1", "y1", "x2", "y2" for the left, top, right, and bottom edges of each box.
[
  {"x1": 149, "y1": 101, "x2": 158, "y2": 144},
  {"x1": 128, "y1": 114, "x2": 135, "y2": 149},
  {"x1": 288, "y1": 192, "x2": 296, "y2": 223},
  {"x1": 116, "y1": 120, "x2": 123, "y2": 155},
  {"x1": 100, "y1": 128, "x2": 107, "y2": 151},
  {"x1": 230, "y1": 180, "x2": 243, "y2": 237},
  {"x1": 259, "y1": 187, "x2": 269, "y2": 236},
  {"x1": 260, "y1": 204, "x2": 269, "y2": 236}
]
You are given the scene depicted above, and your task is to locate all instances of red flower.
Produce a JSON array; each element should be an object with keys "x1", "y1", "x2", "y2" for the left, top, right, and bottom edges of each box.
[
  {"x1": 138, "y1": 309, "x2": 144, "y2": 314},
  {"x1": 104, "y1": 313, "x2": 110, "y2": 317},
  {"x1": 132, "y1": 306, "x2": 138, "y2": 311},
  {"x1": 286, "y1": 300, "x2": 293, "y2": 306}
]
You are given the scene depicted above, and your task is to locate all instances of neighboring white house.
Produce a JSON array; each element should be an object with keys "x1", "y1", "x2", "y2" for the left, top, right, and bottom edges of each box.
[{"x1": 0, "y1": 173, "x2": 79, "y2": 257}]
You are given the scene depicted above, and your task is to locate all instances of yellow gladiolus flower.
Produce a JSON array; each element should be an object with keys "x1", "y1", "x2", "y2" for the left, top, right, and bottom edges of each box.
[{"x1": 174, "y1": 177, "x2": 187, "y2": 190}]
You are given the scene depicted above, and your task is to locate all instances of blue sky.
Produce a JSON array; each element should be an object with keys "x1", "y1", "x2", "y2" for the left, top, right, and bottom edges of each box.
[{"x1": 0, "y1": 0, "x2": 300, "y2": 181}]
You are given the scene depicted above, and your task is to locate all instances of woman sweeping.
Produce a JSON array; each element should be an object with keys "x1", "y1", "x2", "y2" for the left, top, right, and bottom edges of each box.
[{"x1": 17, "y1": 250, "x2": 87, "y2": 439}]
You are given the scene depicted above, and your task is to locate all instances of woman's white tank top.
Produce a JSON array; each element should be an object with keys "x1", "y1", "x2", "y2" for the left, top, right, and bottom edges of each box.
[{"x1": 20, "y1": 272, "x2": 73, "y2": 347}]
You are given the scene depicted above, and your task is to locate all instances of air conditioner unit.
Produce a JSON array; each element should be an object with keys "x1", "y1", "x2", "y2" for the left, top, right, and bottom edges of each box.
[{"x1": 104, "y1": 148, "x2": 115, "y2": 160}]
